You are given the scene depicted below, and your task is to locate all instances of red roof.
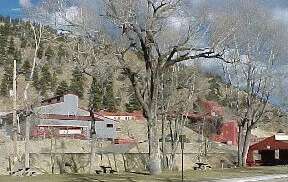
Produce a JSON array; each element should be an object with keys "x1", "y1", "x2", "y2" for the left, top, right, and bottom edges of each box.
[
  {"x1": 39, "y1": 114, "x2": 103, "y2": 121},
  {"x1": 97, "y1": 111, "x2": 146, "y2": 121},
  {"x1": 98, "y1": 111, "x2": 134, "y2": 116}
]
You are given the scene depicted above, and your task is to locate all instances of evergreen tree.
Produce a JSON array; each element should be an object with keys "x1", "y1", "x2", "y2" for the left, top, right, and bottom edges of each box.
[
  {"x1": 206, "y1": 77, "x2": 222, "y2": 101},
  {"x1": 0, "y1": 34, "x2": 7, "y2": 65},
  {"x1": 21, "y1": 60, "x2": 31, "y2": 80},
  {"x1": 20, "y1": 37, "x2": 28, "y2": 48},
  {"x1": 125, "y1": 89, "x2": 142, "y2": 112},
  {"x1": 69, "y1": 67, "x2": 85, "y2": 98},
  {"x1": 14, "y1": 49, "x2": 22, "y2": 65},
  {"x1": 0, "y1": 64, "x2": 13, "y2": 96},
  {"x1": 57, "y1": 44, "x2": 66, "y2": 59},
  {"x1": 37, "y1": 43, "x2": 44, "y2": 59},
  {"x1": 89, "y1": 77, "x2": 103, "y2": 111},
  {"x1": 103, "y1": 80, "x2": 117, "y2": 111},
  {"x1": 39, "y1": 64, "x2": 52, "y2": 96},
  {"x1": 51, "y1": 71, "x2": 58, "y2": 92},
  {"x1": 32, "y1": 67, "x2": 40, "y2": 91},
  {"x1": 45, "y1": 45, "x2": 54, "y2": 61},
  {"x1": 7, "y1": 37, "x2": 15, "y2": 56},
  {"x1": 55, "y1": 80, "x2": 69, "y2": 96}
]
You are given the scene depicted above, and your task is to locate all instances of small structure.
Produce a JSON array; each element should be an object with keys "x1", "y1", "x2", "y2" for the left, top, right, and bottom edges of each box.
[
  {"x1": 247, "y1": 133, "x2": 288, "y2": 166},
  {"x1": 210, "y1": 121, "x2": 238, "y2": 145},
  {"x1": 32, "y1": 94, "x2": 117, "y2": 140},
  {"x1": 98, "y1": 111, "x2": 145, "y2": 122}
]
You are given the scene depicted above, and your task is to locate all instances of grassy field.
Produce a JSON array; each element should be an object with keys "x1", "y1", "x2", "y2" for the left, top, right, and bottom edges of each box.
[{"x1": 1, "y1": 166, "x2": 288, "y2": 182}]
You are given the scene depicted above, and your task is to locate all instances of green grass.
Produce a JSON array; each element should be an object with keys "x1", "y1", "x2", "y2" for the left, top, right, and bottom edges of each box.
[{"x1": 1, "y1": 166, "x2": 288, "y2": 182}]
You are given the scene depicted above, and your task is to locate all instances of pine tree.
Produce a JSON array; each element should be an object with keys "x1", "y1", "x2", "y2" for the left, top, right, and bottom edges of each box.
[
  {"x1": 20, "y1": 37, "x2": 28, "y2": 48},
  {"x1": 14, "y1": 49, "x2": 22, "y2": 65},
  {"x1": 55, "y1": 80, "x2": 69, "y2": 96},
  {"x1": 32, "y1": 67, "x2": 40, "y2": 91},
  {"x1": 45, "y1": 45, "x2": 54, "y2": 61},
  {"x1": 89, "y1": 77, "x2": 103, "y2": 111},
  {"x1": 103, "y1": 80, "x2": 117, "y2": 112},
  {"x1": 39, "y1": 64, "x2": 52, "y2": 96},
  {"x1": 51, "y1": 71, "x2": 58, "y2": 92},
  {"x1": 37, "y1": 43, "x2": 44, "y2": 59},
  {"x1": 21, "y1": 60, "x2": 31, "y2": 80},
  {"x1": 0, "y1": 34, "x2": 7, "y2": 65},
  {"x1": 57, "y1": 44, "x2": 66, "y2": 59},
  {"x1": 126, "y1": 89, "x2": 142, "y2": 112},
  {"x1": 69, "y1": 67, "x2": 85, "y2": 98},
  {"x1": 0, "y1": 64, "x2": 13, "y2": 96},
  {"x1": 206, "y1": 77, "x2": 222, "y2": 101},
  {"x1": 7, "y1": 37, "x2": 15, "y2": 56}
]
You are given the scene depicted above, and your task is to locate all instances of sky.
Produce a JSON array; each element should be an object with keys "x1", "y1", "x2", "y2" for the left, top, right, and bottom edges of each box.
[
  {"x1": 0, "y1": 0, "x2": 38, "y2": 18},
  {"x1": 1, "y1": 0, "x2": 288, "y2": 19},
  {"x1": 1, "y1": 0, "x2": 288, "y2": 107}
]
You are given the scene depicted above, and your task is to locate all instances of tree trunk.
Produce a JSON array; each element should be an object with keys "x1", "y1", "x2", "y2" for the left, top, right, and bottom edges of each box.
[
  {"x1": 89, "y1": 119, "x2": 96, "y2": 174},
  {"x1": 147, "y1": 117, "x2": 161, "y2": 175},
  {"x1": 24, "y1": 116, "x2": 30, "y2": 168},
  {"x1": 241, "y1": 128, "x2": 252, "y2": 167},
  {"x1": 238, "y1": 125, "x2": 244, "y2": 167}
]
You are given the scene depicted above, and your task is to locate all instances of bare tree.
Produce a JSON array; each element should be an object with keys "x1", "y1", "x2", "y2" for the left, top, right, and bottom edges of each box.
[
  {"x1": 220, "y1": 9, "x2": 284, "y2": 167},
  {"x1": 105, "y1": 1, "x2": 230, "y2": 174},
  {"x1": 37, "y1": 0, "x2": 232, "y2": 174}
]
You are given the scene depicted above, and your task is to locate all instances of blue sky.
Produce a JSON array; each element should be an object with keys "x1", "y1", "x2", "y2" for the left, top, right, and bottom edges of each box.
[{"x1": 0, "y1": 0, "x2": 39, "y2": 18}]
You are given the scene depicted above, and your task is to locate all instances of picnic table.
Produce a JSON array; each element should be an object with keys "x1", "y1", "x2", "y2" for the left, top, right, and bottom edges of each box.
[
  {"x1": 96, "y1": 166, "x2": 117, "y2": 174},
  {"x1": 194, "y1": 162, "x2": 211, "y2": 170}
]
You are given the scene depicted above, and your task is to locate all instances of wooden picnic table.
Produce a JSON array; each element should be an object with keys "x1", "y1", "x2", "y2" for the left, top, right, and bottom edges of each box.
[
  {"x1": 100, "y1": 166, "x2": 112, "y2": 173},
  {"x1": 194, "y1": 162, "x2": 211, "y2": 170}
]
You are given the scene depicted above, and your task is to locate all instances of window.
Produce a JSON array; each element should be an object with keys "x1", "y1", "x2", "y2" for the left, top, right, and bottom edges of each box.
[{"x1": 106, "y1": 124, "x2": 113, "y2": 128}]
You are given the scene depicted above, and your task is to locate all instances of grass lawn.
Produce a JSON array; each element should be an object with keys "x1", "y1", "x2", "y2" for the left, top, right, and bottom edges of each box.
[{"x1": 1, "y1": 166, "x2": 288, "y2": 182}]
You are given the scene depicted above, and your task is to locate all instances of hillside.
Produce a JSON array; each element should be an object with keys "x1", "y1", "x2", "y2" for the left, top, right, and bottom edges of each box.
[{"x1": 0, "y1": 17, "x2": 286, "y2": 135}]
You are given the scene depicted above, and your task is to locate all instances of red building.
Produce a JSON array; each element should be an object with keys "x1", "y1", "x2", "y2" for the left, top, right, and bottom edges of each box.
[
  {"x1": 210, "y1": 121, "x2": 238, "y2": 145},
  {"x1": 200, "y1": 100, "x2": 224, "y2": 116},
  {"x1": 247, "y1": 134, "x2": 288, "y2": 166},
  {"x1": 98, "y1": 111, "x2": 145, "y2": 123}
]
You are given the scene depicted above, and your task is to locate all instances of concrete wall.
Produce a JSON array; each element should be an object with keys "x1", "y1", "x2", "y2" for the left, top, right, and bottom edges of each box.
[{"x1": 0, "y1": 140, "x2": 236, "y2": 175}]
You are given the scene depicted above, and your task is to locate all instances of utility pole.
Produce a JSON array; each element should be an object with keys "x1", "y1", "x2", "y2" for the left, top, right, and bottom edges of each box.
[
  {"x1": 12, "y1": 60, "x2": 17, "y2": 162},
  {"x1": 179, "y1": 135, "x2": 185, "y2": 182}
]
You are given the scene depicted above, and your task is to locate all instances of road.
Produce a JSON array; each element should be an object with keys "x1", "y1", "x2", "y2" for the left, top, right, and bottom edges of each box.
[{"x1": 213, "y1": 174, "x2": 288, "y2": 182}]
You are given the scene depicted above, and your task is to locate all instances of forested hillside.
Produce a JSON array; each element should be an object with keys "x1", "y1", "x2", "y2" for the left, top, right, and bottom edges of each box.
[
  {"x1": 0, "y1": 15, "x2": 286, "y2": 132},
  {"x1": 0, "y1": 16, "x2": 130, "y2": 111}
]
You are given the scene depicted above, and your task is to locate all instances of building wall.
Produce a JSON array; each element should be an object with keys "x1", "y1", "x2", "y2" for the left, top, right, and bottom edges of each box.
[
  {"x1": 210, "y1": 121, "x2": 238, "y2": 145},
  {"x1": 95, "y1": 118, "x2": 117, "y2": 139},
  {"x1": 34, "y1": 94, "x2": 85, "y2": 116}
]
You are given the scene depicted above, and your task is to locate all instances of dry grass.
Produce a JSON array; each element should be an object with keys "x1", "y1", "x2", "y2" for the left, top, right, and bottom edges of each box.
[{"x1": 1, "y1": 166, "x2": 288, "y2": 182}]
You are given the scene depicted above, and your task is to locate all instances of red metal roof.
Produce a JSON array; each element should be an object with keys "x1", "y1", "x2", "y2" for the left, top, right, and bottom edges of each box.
[
  {"x1": 39, "y1": 114, "x2": 103, "y2": 121},
  {"x1": 249, "y1": 135, "x2": 288, "y2": 151},
  {"x1": 98, "y1": 111, "x2": 134, "y2": 116}
]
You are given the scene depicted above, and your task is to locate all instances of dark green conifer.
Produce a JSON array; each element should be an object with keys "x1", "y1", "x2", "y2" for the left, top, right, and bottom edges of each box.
[
  {"x1": 125, "y1": 88, "x2": 142, "y2": 112},
  {"x1": 55, "y1": 80, "x2": 69, "y2": 96},
  {"x1": 21, "y1": 60, "x2": 31, "y2": 80},
  {"x1": 103, "y1": 80, "x2": 117, "y2": 112},
  {"x1": 0, "y1": 64, "x2": 13, "y2": 96},
  {"x1": 45, "y1": 45, "x2": 54, "y2": 61},
  {"x1": 89, "y1": 77, "x2": 103, "y2": 111},
  {"x1": 69, "y1": 67, "x2": 85, "y2": 98}
]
